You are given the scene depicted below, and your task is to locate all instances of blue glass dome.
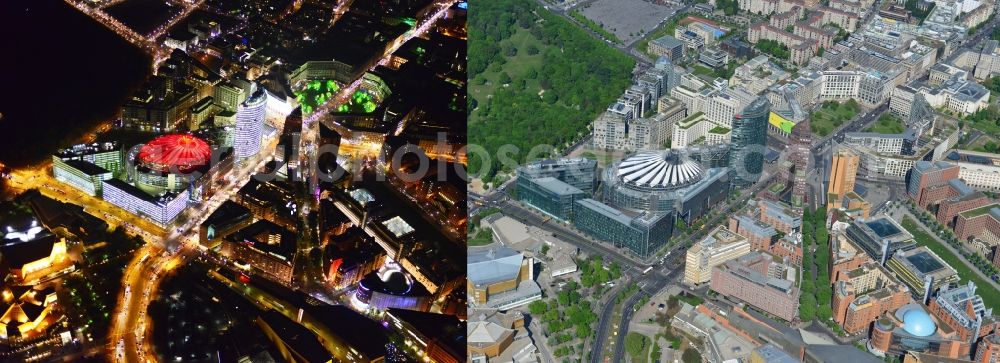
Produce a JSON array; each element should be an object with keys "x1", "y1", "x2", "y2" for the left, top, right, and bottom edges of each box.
[{"x1": 902, "y1": 309, "x2": 936, "y2": 337}]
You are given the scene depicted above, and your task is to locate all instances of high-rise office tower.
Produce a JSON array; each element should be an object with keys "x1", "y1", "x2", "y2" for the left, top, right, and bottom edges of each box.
[
  {"x1": 827, "y1": 148, "x2": 859, "y2": 210},
  {"x1": 235, "y1": 86, "x2": 266, "y2": 160},
  {"x1": 728, "y1": 96, "x2": 770, "y2": 188},
  {"x1": 789, "y1": 120, "x2": 811, "y2": 205}
]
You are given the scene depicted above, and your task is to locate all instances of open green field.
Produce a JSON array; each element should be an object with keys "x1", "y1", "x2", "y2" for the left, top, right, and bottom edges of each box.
[
  {"x1": 811, "y1": 100, "x2": 860, "y2": 136},
  {"x1": 901, "y1": 217, "x2": 1000, "y2": 310}
]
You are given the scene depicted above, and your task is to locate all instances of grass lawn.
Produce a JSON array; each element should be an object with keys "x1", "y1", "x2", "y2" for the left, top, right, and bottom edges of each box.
[
  {"x1": 692, "y1": 65, "x2": 715, "y2": 76},
  {"x1": 901, "y1": 217, "x2": 1000, "y2": 310},
  {"x1": 811, "y1": 100, "x2": 860, "y2": 137},
  {"x1": 866, "y1": 113, "x2": 905, "y2": 134},
  {"x1": 967, "y1": 117, "x2": 1000, "y2": 140},
  {"x1": 469, "y1": 27, "x2": 546, "y2": 125}
]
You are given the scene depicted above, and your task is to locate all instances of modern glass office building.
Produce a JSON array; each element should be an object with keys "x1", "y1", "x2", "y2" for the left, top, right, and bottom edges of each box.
[
  {"x1": 729, "y1": 96, "x2": 770, "y2": 188},
  {"x1": 516, "y1": 158, "x2": 598, "y2": 193},
  {"x1": 572, "y1": 198, "x2": 673, "y2": 257},
  {"x1": 845, "y1": 216, "x2": 917, "y2": 264},
  {"x1": 516, "y1": 176, "x2": 587, "y2": 221}
]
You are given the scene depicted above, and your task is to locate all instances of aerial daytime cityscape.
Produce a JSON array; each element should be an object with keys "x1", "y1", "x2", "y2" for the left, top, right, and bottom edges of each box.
[
  {"x1": 467, "y1": 0, "x2": 1000, "y2": 362},
  {"x1": 0, "y1": 0, "x2": 467, "y2": 362}
]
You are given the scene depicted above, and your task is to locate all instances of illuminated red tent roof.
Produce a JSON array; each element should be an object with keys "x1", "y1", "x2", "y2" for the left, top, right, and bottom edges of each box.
[{"x1": 137, "y1": 134, "x2": 211, "y2": 173}]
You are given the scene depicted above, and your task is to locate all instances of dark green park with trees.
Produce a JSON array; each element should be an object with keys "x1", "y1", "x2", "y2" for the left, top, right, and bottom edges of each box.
[{"x1": 468, "y1": 0, "x2": 634, "y2": 183}]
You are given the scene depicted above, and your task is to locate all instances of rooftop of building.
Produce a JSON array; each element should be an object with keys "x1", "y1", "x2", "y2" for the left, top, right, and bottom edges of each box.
[
  {"x1": 257, "y1": 310, "x2": 331, "y2": 362},
  {"x1": 487, "y1": 216, "x2": 533, "y2": 246},
  {"x1": 734, "y1": 214, "x2": 777, "y2": 236},
  {"x1": 575, "y1": 198, "x2": 634, "y2": 226},
  {"x1": 531, "y1": 177, "x2": 585, "y2": 197},
  {"x1": 945, "y1": 150, "x2": 1000, "y2": 166},
  {"x1": 616, "y1": 150, "x2": 704, "y2": 189},
  {"x1": 103, "y1": 178, "x2": 183, "y2": 206},
  {"x1": 54, "y1": 141, "x2": 120, "y2": 158},
  {"x1": 225, "y1": 220, "x2": 297, "y2": 262},
  {"x1": 62, "y1": 159, "x2": 110, "y2": 176},
  {"x1": 959, "y1": 203, "x2": 1000, "y2": 218},
  {"x1": 467, "y1": 245, "x2": 524, "y2": 287},
  {"x1": 863, "y1": 217, "x2": 907, "y2": 239},
  {"x1": 519, "y1": 157, "x2": 597, "y2": 171},
  {"x1": 753, "y1": 343, "x2": 799, "y2": 363},
  {"x1": 718, "y1": 252, "x2": 795, "y2": 293},
  {"x1": 890, "y1": 246, "x2": 956, "y2": 280},
  {"x1": 0, "y1": 230, "x2": 58, "y2": 269},
  {"x1": 697, "y1": 226, "x2": 748, "y2": 249},
  {"x1": 200, "y1": 200, "x2": 251, "y2": 230}
]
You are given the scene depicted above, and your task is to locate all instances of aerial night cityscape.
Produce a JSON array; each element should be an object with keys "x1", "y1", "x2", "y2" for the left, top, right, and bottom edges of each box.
[
  {"x1": 0, "y1": 0, "x2": 467, "y2": 362},
  {"x1": 7, "y1": 0, "x2": 1000, "y2": 363}
]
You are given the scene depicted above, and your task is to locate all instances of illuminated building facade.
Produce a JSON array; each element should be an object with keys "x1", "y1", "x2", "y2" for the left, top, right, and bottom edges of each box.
[
  {"x1": 323, "y1": 228, "x2": 385, "y2": 289},
  {"x1": 0, "y1": 285, "x2": 59, "y2": 340},
  {"x1": 51, "y1": 158, "x2": 112, "y2": 197},
  {"x1": 101, "y1": 179, "x2": 189, "y2": 226},
  {"x1": 383, "y1": 308, "x2": 465, "y2": 363},
  {"x1": 198, "y1": 201, "x2": 252, "y2": 249},
  {"x1": 1, "y1": 228, "x2": 73, "y2": 284},
  {"x1": 54, "y1": 141, "x2": 124, "y2": 177},
  {"x1": 120, "y1": 75, "x2": 196, "y2": 132},
  {"x1": 235, "y1": 87, "x2": 266, "y2": 159},
  {"x1": 222, "y1": 220, "x2": 297, "y2": 286},
  {"x1": 354, "y1": 261, "x2": 431, "y2": 312}
]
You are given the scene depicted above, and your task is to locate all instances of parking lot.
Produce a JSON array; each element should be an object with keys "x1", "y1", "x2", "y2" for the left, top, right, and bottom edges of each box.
[{"x1": 577, "y1": 0, "x2": 680, "y2": 45}]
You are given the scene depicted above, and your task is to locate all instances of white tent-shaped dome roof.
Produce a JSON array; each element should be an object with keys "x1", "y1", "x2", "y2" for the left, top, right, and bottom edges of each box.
[{"x1": 617, "y1": 151, "x2": 703, "y2": 189}]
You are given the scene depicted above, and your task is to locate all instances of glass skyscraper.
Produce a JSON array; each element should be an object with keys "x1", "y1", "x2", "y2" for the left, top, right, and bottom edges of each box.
[{"x1": 728, "y1": 96, "x2": 770, "y2": 188}]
